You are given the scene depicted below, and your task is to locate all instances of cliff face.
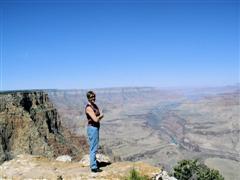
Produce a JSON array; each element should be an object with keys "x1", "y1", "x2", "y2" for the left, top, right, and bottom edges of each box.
[{"x1": 0, "y1": 91, "x2": 88, "y2": 164}]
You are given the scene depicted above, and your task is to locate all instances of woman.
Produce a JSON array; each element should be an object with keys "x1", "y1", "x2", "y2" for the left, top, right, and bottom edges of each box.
[{"x1": 85, "y1": 91, "x2": 104, "y2": 173}]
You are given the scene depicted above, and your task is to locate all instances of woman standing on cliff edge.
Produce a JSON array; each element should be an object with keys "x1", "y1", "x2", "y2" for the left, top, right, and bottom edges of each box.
[{"x1": 85, "y1": 91, "x2": 104, "y2": 173}]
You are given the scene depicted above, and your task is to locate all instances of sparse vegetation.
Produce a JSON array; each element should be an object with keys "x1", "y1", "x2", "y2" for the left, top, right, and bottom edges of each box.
[
  {"x1": 124, "y1": 168, "x2": 149, "y2": 180},
  {"x1": 57, "y1": 175, "x2": 63, "y2": 180},
  {"x1": 172, "y1": 159, "x2": 224, "y2": 180}
]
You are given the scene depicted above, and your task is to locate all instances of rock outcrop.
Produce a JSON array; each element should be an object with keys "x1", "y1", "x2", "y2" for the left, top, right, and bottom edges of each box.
[
  {"x1": 79, "y1": 153, "x2": 111, "y2": 167},
  {"x1": 0, "y1": 91, "x2": 88, "y2": 164},
  {"x1": 0, "y1": 154, "x2": 161, "y2": 179},
  {"x1": 56, "y1": 155, "x2": 72, "y2": 162}
]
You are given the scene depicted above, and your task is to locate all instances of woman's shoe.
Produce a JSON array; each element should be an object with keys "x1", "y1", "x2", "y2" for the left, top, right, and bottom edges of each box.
[{"x1": 91, "y1": 168, "x2": 102, "y2": 173}]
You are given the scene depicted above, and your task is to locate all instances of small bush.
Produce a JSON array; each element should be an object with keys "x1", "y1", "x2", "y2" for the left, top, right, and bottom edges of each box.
[
  {"x1": 172, "y1": 159, "x2": 224, "y2": 180},
  {"x1": 124, "y1": 168, "x2": 149, "y2": 180}
]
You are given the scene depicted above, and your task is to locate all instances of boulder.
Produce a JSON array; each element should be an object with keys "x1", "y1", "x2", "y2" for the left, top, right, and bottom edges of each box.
[
  {"x1": 79, "y1": 153, "x2": 111, "y2": 167},
  {"x1": 56, "y1": 155, "x2": 72, "y2": 162},
  {"x1": 154, "y1": 170, "x2": 177, "y2": 180}
]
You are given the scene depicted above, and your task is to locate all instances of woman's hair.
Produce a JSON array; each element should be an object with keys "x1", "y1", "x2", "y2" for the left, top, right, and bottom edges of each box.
[{"x1": 86, "y1": 91, "x2": 96, "y2": 100}]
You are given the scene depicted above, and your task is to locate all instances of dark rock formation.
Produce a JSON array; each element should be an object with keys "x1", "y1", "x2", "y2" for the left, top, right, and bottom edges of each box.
[{"x1": 0, "y1": 91, "x2": 88, "y2": 164}]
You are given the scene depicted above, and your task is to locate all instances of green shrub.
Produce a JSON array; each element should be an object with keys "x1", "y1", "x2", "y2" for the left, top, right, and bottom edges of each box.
[
  {"x1": 172, "y1": 159, "x2": 224, "y2": 180},
  {"x1": 124, "y1": 168, "x2": 149, "y2": 180}
]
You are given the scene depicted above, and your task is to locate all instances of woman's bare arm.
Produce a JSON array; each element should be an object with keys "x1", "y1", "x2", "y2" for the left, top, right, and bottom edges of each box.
[{"x1": 86, "y1": 106, "x2": 104, "y2": 122}]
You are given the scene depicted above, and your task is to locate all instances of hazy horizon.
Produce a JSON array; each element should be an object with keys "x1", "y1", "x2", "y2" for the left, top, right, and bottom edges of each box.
[
  {"x1": 0, "y1": 0, "x2": 239, "y2": 90},
  {"x1": 0, "y1": 83, "x2": 239, "y2": 92}
]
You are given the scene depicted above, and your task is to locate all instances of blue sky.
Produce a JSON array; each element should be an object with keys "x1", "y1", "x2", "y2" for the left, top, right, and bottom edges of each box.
[{"x1": 0, "y1": 0, "x2": 239, "y2": 90}]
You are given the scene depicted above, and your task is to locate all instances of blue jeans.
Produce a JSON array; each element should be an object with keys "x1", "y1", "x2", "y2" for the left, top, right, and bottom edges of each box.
[{"x1": 87, "y1": 126, "x2": 99, "y2": 169}]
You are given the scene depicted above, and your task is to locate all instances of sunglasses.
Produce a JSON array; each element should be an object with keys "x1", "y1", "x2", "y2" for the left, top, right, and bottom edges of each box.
[{"x1": 89, "y1": 95, "x2": 96, "y2": 99}]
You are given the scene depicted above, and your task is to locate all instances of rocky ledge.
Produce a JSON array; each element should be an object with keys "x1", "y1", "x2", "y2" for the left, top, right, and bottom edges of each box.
[{"x1": 0, "y1": 154, "x2": 162, "y2": 180}]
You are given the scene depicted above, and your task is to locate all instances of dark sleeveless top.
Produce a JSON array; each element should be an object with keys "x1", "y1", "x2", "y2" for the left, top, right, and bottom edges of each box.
[{"x1": 85, "y1": 103, "x2": 100, "y2": 128}]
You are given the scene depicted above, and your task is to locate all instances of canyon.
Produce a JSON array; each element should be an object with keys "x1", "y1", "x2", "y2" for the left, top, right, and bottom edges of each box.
[
  {"x1": 0, "y1": 85, "x2": 239, "y2": 179},
  {"x1": 47, "y1": 85, "x2": 239, "y2": 179}
]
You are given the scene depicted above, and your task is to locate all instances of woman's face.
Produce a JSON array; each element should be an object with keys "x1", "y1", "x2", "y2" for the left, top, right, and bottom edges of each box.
[{"x1": 89, "y1": 95, "x2": 96, "y2": 103}]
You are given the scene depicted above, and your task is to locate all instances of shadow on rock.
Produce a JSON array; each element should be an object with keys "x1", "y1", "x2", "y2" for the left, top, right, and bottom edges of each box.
[{"x1": 97, "y1": 160, "x2": 111, "y2": 168}]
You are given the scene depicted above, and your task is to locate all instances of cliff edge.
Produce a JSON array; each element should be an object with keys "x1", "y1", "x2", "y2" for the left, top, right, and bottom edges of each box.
[{"x1": 0, "y1": 91, "x2": 88, "y2": 164}]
